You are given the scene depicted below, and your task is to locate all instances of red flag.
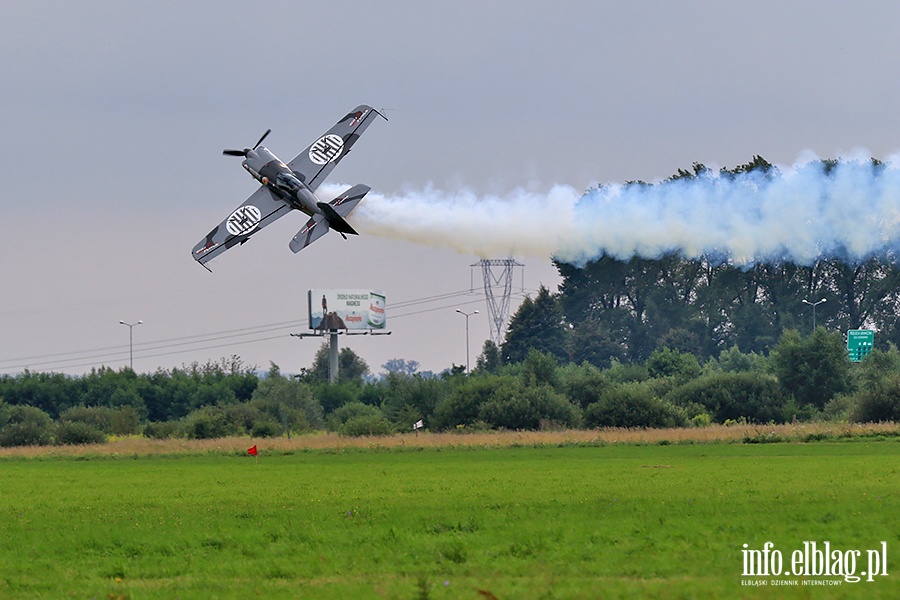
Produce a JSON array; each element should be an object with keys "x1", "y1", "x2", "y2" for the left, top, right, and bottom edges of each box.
[{"x1": 247, "y1": 445, "x2": 258, "y2": 456}]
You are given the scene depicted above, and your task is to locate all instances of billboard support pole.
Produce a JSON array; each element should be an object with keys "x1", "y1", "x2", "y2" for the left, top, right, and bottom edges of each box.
[{"x1": 329, "y1": 330, "x2": 339, "y2": 384}]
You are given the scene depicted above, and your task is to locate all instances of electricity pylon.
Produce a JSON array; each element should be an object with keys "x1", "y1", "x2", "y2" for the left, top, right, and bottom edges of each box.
[{"x1": 472, "y1": 258, "x2": 524, "y2": 345}]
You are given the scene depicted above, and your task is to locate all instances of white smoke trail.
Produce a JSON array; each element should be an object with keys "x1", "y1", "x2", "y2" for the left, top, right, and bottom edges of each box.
[{"x1": 326, "y1": 152, "x2": 900, "y2": 266}]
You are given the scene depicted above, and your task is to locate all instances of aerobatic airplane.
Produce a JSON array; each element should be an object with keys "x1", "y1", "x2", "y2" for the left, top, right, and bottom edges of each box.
[{"x1": 192, "y1": 104, "x2": 385, "y2": 269}]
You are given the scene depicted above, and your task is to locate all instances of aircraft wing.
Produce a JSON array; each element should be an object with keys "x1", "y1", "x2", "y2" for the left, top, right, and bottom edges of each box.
[
  {"x1": 286, "y1": 105, "x2": 382, "y2": 192},
  {"x1": 192, "y1": 186, "x2": 292, "y2": 267}
]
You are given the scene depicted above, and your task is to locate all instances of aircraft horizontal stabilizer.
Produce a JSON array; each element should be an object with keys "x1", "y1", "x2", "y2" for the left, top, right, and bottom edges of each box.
[{"x1": 290, "y1": 215, "x2": 329, "y2": 253}]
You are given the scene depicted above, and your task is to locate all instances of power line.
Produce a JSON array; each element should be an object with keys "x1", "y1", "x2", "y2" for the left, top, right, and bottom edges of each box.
[{"x1": 0, "y1": 288, "x2": 484, "y2": 374}]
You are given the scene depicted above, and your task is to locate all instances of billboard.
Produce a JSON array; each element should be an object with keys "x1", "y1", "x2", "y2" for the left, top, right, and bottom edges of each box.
[{"x1": 308, "y1": 289, "x2": 386, "y2": 331}]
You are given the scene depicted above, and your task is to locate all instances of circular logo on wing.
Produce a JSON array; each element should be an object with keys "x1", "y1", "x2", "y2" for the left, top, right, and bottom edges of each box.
[
  {"x1": 226, "y1": 205, "x2": 262, "y2": 236},
  {"x1": 309, "y1": 134, "x2": 344, "y2": 165}
]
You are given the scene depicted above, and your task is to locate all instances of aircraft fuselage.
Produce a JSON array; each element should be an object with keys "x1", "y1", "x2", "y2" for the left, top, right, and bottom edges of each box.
[{"x1": 242, "y1": 146, "x2": 320, "y2": 217}]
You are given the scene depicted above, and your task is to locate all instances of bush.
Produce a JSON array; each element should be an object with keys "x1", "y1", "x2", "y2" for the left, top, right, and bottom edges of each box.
[
  {"x1": 59, "y1": 405, "x2": 113, "y2": 432},
  {"x1": 432, "y1": 376, "x2": 515, "y2": 430},
  {"x1": 850, "y1": 374, "x2": 900, "y2": 423},
  {"x1": 250, "y1": 420, "x2": 281, "y2": 438},
  {"x1": 59, "y1": 405, "x2": 142, "y2": 435},
  {"x1": 0, "y1": 405, "x2": 54, "y2": 447},
  {"x1": 691, "y1": 413, "x2": 711, "y2": 427},
  {"x1": 478, "y1": 385, "x2": 581, "y2": 430},
  {"x1": 180, "y1": 406, "x2": 239, "y2": 440},
  {"x1": 585, "y1": 383, "x2": 687, "y2": 428},
  {"x1": 327, "y1": 401, "x2": 383, "y2": 431},
  {"x1": 478, "y1": 388, "x2": 537, "y2": 430},
  {"x1": 822, "y1": 395, "x2": 853, "y2": 422},
  {"x1": 664, "y1": 372, "x2": 785, "y2": 423},
  {"x1": 143, "y1": 421, "x2": 179, "y2": 439},
  {"x1": 251, "y1": 377, "x2": 323, "y2": 431},
  {"x1": 223, "y1": 402, "x2": 267, "y2": 433},
  {"x1": 55, "y1": 421, "x2": 107, "y2": 445},
  {"x1": 340, "y1": 415, "x2": 393, "y2": 437}
]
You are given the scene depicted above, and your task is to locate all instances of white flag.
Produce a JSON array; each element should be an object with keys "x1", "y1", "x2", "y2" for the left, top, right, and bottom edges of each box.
[{"x1": 413, "y1": 419, "x2": 424, "y2": 430}]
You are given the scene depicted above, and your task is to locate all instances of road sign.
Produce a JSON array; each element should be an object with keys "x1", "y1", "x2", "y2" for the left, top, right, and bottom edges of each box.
[{"x1": 847, "y1": 329, "x2": 874, "y2": 362}]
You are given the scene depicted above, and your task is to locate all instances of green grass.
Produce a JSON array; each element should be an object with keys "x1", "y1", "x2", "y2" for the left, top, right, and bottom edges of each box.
[{"x1": 1, "y1": 442, "x2": 897, "y2": 598}]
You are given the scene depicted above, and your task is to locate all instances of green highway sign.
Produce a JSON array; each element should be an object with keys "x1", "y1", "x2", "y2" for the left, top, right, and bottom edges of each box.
[{"x1": 847, "y1": 329, "x2": 874, "y2": 362}]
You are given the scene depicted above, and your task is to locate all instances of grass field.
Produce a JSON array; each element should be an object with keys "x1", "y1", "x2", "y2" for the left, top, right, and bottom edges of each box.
[{"x1": 0, "y1": 430, "x2": 897, "y2": 598}]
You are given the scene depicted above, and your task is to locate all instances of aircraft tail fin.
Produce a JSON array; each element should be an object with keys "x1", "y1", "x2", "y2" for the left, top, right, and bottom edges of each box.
[
  {"x1": 317, "y1": 202, "x2": 359, "y2": 236},
  {"x1": 317, "y1": 183, "x2": 371, "y2": 236},
  {"x1": 289, "y1": 184, "x2": 370, "y2": 253}
]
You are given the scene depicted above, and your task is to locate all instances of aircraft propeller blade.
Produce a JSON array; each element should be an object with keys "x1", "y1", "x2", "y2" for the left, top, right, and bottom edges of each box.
[
  {"x1": 253, "y1": 129, "x2": 271, "y2": 149},
  {"x1": 222, "y1": 129, "x2": 271, "y2": 157}
]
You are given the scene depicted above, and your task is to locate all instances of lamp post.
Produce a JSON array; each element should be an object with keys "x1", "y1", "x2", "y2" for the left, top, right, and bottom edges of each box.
[
  {"x1": 455, "y1": 309, "x2": 478, "y2": 373},
  {"x1": 119, "y1": 320, "x2": 143, "y2": 370},
  {"x1": 801, "y1": 298, "x2": 826, "y2": 331}
]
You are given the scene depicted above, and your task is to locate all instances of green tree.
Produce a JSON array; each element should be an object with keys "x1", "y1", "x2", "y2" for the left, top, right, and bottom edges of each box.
[
  {"x1": 382, "y1": 358, "x2": 420, "y2": 376},
  {"x1": 771, "y1": 328, "x2": 852, "y2": 408},
  {"x1": 561, "y1": 363, "x2": 613, "y2": 409},
  {"x1": 315, "y1": 382, "x2": 360, "y2": 415},
  {"x1": 704, "y1": 345, "x2": 767, "y2": 374},
  {"x1": 474, "y1": 340, "x2": 502, "y2": 374},
  {"x1": 646, "y1": 347, "x2": 702, "y2": 383},
  {"x1": 522, "y1": 349, "x2": 560, "y2": 389},
  {"x1": 251, "y1": 373, "x2": 323, "y2": 432},
  {"x1": 379, "y1": 373, "x2": 449, "y2": 427},
  {"x1": 308, "y1": 344, "x2": 370, "y2": 383},
  {"x1": 567, "y1": 316, "x2": 628, "y2": 369},
  {"x1": 502, "y1": 285, "x2": 568, "y2": 364}
]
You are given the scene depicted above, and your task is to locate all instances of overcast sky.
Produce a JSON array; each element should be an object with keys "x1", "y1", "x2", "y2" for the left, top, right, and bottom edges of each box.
[{"x1": 2, "y1": 1, "x2": 899, "y2": 376}]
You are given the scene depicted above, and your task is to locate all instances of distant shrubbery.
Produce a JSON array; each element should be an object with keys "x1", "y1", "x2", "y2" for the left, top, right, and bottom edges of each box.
[{"x1": 0, "y1": 330, "x2": 898, "y2": 447}]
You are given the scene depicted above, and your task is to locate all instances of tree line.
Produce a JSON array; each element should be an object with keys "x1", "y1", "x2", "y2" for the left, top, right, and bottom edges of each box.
[{"x1": 1, "y1": 329, "x2": 898, "y2": 447}]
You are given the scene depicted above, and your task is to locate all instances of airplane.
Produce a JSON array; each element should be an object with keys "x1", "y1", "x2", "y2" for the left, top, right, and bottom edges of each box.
[{"x1": 191, "y1": 104, "x2": 385, "y2": 269}]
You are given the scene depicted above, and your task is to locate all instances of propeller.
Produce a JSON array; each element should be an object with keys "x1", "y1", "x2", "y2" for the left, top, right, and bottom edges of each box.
[{"x1": 223, "y1": 129, "x2": 271, "y2": 157}]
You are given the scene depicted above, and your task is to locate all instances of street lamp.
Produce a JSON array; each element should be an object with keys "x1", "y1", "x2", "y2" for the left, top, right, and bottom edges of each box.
[
  {"x1": 119, "y1": 320, "x2": 143, "y2": 370},
  {"x1": 455, "y1": 309, "x2": 478, "y2": 373},
  {"x1": 801, "y1": 298, "x2": 826, "y2": 331}
]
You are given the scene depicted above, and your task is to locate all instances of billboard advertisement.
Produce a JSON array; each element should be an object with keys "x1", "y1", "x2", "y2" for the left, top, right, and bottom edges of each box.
[{"x1": 308, "y1": 289, "x2": 386, "y2": 331}]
